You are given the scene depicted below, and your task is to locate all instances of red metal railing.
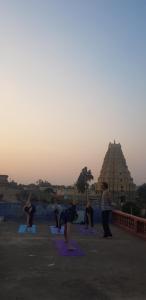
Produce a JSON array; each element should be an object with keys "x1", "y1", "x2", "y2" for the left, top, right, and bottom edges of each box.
[{"x1": 112, "y1": 210, "x2": 146, "y2": 240}]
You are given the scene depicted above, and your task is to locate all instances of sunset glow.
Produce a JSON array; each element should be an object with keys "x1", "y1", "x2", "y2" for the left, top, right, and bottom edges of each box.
[{"x1": 0, "y1": 0, "x2": 146, "y2": 185}]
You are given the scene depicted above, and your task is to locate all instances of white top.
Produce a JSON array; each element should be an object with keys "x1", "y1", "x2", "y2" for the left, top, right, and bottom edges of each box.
[{"x1": 101, "y1": 190, "x2": 112, "y2": 211}]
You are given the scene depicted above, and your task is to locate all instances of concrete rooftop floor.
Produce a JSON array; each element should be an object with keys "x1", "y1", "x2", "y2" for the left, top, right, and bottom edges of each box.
[{"x1": 0, "y1": 221, "x2": 146, "y2": 300}]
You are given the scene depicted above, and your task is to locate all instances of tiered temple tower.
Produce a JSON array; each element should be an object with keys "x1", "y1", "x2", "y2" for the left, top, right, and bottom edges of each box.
[{"x1": 97, "y1": 142, "x2": 136, "y2": 202}]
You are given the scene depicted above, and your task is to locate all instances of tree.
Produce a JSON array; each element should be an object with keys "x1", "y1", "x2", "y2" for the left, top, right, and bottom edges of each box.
[
  {"x1": 76, "y1": 167, "x2": 94, "y2": 201},
  {"x1": 36, "y1": 179, "x2": 51, "y2": 187},
  {"x1": 137, "y1": 184, "x2": 146, "y2": 207},
  {"x1": 122, "y1": 201, "x2": 141, "y2": 217},
  {"x1": 16, "y1": 190, "x2": 29, "y2": 202}
]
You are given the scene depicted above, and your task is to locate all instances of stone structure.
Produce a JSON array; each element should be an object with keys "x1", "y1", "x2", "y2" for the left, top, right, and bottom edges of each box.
[
  {"x1": 96, "y1": 142, "x2": 136, "y2": 202},
  {"x1": 0, "y1": 175, "x2": 8, "y2": 186}
]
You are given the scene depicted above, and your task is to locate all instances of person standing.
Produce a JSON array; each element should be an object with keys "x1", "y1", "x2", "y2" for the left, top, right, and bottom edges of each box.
[
  {"x1": 101, "y1": 182, "x2": 112, "y2": 238},
  {"x1": 85, "y1": 201, "x2": 94, "y2": 229},
  {"x1": 60, "y1": 200, "x2": 78, "y2": 250},
  {"x1": 53, "y1": 201, "x2": 62, "y2": 229},
  {"x1": 23, "y1": 194, "x2": 36, "y2": 227}
]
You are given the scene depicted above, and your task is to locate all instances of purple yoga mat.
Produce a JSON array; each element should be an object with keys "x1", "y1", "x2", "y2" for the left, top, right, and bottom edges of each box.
[
  {"x1": 78, "y1": 226, "x2": 97, "y2": 235},
  {"x1": 54, "y1": 239, "x2": 85, "y2": 256}
]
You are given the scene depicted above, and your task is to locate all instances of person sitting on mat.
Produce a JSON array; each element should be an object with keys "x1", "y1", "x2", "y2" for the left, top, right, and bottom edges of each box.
[
  {"x1": 23, "y1": 193, "x2": 36, "y2": 228},
  {"x1": 85, "y1": 201, "x2": 94, "y2": 229},
  {"x1": 60, "y1": 200, "x2": 78, "y2": 250}
]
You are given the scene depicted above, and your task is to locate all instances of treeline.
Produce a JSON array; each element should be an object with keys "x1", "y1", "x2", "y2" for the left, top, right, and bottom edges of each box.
[{"x1": 122, "y1": 183, "x2": 146, "y2": 218}]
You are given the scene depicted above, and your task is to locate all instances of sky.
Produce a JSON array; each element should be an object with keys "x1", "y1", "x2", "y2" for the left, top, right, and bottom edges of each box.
[{"x1": 0, "y1": 0, "x2": 146, "y2": 185}]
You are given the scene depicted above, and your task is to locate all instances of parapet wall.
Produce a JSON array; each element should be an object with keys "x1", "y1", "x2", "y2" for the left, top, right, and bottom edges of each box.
[{"x1": 0, "y1": 202, "x2": 102, "y2": 223}]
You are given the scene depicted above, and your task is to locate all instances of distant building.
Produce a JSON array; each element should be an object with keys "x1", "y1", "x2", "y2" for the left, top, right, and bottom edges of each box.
[
  {"x1": 56, "y1": 186, "x2": 76, "y2": 198},
  {"x1": 0, "y1": 175, "x2": 8, "y2": 186},
  {"x1": 96, "y1": 142, "x2": 136, "y2": 202}
]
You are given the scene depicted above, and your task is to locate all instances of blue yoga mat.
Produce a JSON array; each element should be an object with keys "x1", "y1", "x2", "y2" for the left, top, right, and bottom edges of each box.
[
  {"x1": 18, "y1": 224, "x2": 36, "y2": 234},
  {"x1": 50, "y1": 225, "x2": 64, "y2": 235}
]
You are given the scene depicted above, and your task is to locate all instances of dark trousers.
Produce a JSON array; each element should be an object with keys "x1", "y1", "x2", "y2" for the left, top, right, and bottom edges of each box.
[
  {"x1": 28, "y1": 213, "x2": 34, "y2": 227},
  {"x1": 85, "y1": 215, "x2": 94, "y2": 227},
  {"x1": 102, "y1": 210, "x2": 112, "y2": 237},
  {"x1": 55, "y1": 214, "x2": 59, "y2": 227},
  {"x1": 55, "y1": 214, "x2": 61, "y2": 228}
]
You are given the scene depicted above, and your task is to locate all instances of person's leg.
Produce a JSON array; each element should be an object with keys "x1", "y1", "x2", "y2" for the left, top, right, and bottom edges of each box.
[
  {"x1": 106, "y1": 211, "x2": 112, "y2": 236},
  {"x1": 89, "y1": 214, "x2": 93, "y2": 228},
  {"x1": 57, "y1": 215, "x2": 61, "y2": 230},
  {"x1": 67, "y1": 222, "x2": 71, "y2": 243},
  {"x1": 64, "y1": 223, "x2": 67, "y2": 242},
  {"x1": 29, "y1": 213, "x2": 33, "y2": 227},
  {"x1": 85, "y1": 214, "x2": 89, "y2": 229},
  {"x1": 64, "y1": 222, "x2": 71, "y2": 244},
  {"x1": 102, "y1": 211, "x2": 112, "y2": 237},
  {"x1": 55, "y1": 214, "x2": 59, "y2": 227},
  {"x1": 66, "y1": 222, "x2": 75, "y2": 250},
  {"x1": 102, "y1": 211, "x2": 108, "y2": 237},
  {"x1": 91, "y1": 215, "x2": 94, "y2": 227},
  {"x1": 26, "y1": 213, "x2": 29, "y2": 226},
  {"x1": 58, "y1": 214, "x2": 62, "y2": 231}
]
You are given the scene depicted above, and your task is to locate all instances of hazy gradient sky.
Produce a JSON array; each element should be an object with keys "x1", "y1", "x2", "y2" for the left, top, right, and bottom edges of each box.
[{"x1": 0, "y1": 0, "x2": 146, "y2": 185}]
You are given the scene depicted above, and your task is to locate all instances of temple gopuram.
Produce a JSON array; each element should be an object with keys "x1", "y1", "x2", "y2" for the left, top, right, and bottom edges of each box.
[{"x1": 96, "y1": 141, "x2": 136, "y2": 203}]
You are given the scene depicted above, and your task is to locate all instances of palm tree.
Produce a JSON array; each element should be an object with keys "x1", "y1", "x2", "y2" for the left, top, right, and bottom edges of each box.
[{"x1": 76, "y1": 167, "x2": 94, "y2": 204}]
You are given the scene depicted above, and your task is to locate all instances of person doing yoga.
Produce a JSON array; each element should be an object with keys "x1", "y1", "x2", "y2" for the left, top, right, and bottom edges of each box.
[
  {"x1": 60, "y1": 200, "x2": 78, "y2": 250},
  {"x1": 85, "y1": 201, "x2": 94, "y2": 229},
  {"x1": 53, "y1": 200, "x2": 62, "y2": 230},
  {"x1": 23, "y1": 193, "x2": 36, "y2": 228}
]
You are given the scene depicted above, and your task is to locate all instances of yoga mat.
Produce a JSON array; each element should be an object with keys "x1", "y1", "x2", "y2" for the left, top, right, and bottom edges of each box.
[
  {"x1": 78, "y1": 225, "x2": 97, "y2": 235},
  {"x1": 54, "y1": 239, "x2": 85, "y2": 256},
  {"x1": 18, "y1": 224, "x2": 36, "y2": 234},
  {"x1": 50, "y1": 226, "x2": 64, "y2": 235}
]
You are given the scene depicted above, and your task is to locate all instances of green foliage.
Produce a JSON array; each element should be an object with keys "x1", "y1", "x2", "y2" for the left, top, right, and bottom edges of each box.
[
  {"x1": 122, "y1": 201, "x2": 141, "y2": 217},
  {"x1": 36, "y1": 179, "x2": 51, "y2": 187},
  {"x1": 76, "y1": 167, "x2": 94, "y2": 193},
  {"x1": 16, "y1": 190, "x2": 29, "y2": 202},
  {"x1": 137, "y1": 184, "x2": 146, "y2": 207}
]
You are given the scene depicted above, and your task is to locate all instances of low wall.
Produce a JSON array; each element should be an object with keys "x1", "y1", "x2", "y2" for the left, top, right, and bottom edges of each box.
[
  {"x1": 0, "y1": 202, "x2": 102, "y2": 223},
  {"x1": 113, "y1": 210, "x2": 146, "y2": 240},
  {"x1": 2, "y1": 204, "x2": 145, "y2": 239}
]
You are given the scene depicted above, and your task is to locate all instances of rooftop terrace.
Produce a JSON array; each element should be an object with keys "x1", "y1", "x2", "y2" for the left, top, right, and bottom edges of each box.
[{"x1": 0, "y1": 218, "x2": 146, "y2": 300}]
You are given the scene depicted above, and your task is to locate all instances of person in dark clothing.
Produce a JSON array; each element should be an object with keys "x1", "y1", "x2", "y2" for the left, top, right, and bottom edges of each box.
[
  {"x1": 101, "y1": 182, "x2": 112, "y2": 238},
  {"x1": 85, "y1": 201, "x2": 94, "y2": 229},
  {"x1": 60, "y1": 200, "x2": 78, "y2": 250},
  {"x1": 23, "y1": 194, "x2": 36, "y2": 227},
  {"x1": 53, "y1": 201, "x2": 62, "y2": 230}
]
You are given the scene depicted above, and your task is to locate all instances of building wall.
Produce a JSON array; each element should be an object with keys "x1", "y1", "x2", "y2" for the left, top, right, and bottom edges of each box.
[{"x1": 0, "y1": 175, "x2": 8, "y2": 186}]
